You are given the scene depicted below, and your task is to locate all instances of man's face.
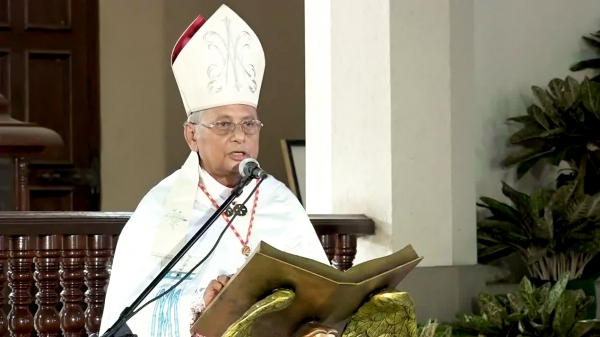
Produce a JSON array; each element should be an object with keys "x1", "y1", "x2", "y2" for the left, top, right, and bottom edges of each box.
[{"x1": 184, "y1": 104, "x2": 261, "y2": 177}]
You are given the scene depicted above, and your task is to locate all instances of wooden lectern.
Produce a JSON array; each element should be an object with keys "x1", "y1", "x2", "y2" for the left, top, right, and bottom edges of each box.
[{"x1": 191, "y1": 242, "x2": 423, "y2": 337}]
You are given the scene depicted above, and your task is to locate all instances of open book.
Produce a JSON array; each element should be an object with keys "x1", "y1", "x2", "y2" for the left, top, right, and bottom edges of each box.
[{"x1": 191, "y1": 241, "x2": 423, "y2": 337}]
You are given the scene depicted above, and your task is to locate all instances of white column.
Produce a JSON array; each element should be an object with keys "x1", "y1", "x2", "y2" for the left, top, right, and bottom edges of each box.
[{"x1": 305, "y1": 0, "x2": 477, "y2": 267}]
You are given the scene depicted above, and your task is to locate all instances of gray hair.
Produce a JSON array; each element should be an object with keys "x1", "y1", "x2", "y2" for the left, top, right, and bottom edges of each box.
[
  {"x1": 185, "y1": 111, "x2": 208, "y2": 143},
  {"x1": 186, "y1": 110, "x2": 207, "y2": 124}
]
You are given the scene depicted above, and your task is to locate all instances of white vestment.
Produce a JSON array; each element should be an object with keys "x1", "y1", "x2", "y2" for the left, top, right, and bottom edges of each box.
[{"x1": 99, "y1": 158, "x2": 330, "y2": 337}]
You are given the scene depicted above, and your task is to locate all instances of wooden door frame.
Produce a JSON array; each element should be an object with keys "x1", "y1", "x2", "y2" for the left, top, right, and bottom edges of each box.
[
  {"x1": 22, "y1": 1, "x2": 102, "y2": 211},
  {"x1": 86, "y1": 0, "x2": 101, "y2": 201}
]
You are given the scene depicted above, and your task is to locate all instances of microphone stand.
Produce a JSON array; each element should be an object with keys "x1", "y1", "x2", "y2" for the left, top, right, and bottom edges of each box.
[{"x1": 100, "y1": 175, "x2": 254, "y2": 337}]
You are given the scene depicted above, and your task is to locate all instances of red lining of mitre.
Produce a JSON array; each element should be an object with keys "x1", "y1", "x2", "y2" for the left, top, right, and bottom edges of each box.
[{"x1": 171, "y1": 15, "x2": 207, "y2": 64}]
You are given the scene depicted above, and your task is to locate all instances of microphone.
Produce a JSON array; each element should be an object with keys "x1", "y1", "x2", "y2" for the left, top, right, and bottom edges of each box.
[{"x1": 239, "y1": 158, "x2": 268, "y2": 179}]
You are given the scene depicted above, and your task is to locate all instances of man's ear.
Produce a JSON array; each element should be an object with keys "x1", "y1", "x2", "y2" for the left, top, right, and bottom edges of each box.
[{"x1": 183, "y1": 124, "x2": 198, "y2": 151}]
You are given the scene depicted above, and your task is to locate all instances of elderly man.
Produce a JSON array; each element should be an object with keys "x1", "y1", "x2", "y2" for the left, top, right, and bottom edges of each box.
[{"x1": 99, "y1": 4, "x2": 330, "y2": 337}]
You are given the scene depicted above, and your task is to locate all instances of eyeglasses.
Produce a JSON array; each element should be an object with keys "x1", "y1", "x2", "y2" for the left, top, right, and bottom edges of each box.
[{"x1": 190, "y1": 120, "x2": 264, "y2": 135}]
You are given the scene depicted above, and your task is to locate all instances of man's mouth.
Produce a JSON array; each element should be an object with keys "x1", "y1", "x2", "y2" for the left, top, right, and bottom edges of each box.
[{"x1": 228, "y1": 151, "x2": 248, "y2": 161}]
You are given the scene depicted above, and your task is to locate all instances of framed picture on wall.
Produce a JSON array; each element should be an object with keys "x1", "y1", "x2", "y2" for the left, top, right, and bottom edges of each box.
[{"x1": 280, "y1": 139, "x2": 306, "y2": 207}]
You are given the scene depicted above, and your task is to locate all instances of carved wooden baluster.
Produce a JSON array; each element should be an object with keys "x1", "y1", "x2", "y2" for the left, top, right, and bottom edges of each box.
[
  {"x1": 107, "y1": 235, "x2": 119, "y2": 273},
  {"x1": 34, "y1": 235, "x2": 62, "y2": 337},
  {"x1": 84, "y1": 235, "x2": 111, "y2": 335},
  {"x1": 332, "y1": 234, "x2": 358, "y2": 271},
  {"x1": 320, "y1": 235, "x2": 335, "y2": 264},
  {"x1": 8, "y1": 236, "x2": 36, "y2": 337},
  {"x1": 59, "y1": 235, "x2": 86, "y2": 337},
  {"x1": 0, "y1": 235, "x2": 9, "y2": 336},
  {"x1": 14, "y1": 158, "x2": 30, "y2": 211},
  {"x1": 105, "y1": 235, "x2": 117, "y2": 297}
]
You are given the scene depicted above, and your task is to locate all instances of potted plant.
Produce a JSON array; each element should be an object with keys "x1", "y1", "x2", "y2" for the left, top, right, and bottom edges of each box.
[
  {"x1": 501, "y1": 76, "x2": 600, "y2": 195},
  {"x1": 418, "y1": 320, "x2": 452, "y2": 337},
  {"x1": 570, "y1": 29, "x2": 600, "y2": 82},
  {"x1": 477, "y1": 181, "x2": 600, "y2": 318},
  {"x1": 452, "y1": 272, "x2": 600, "y2": 337}
]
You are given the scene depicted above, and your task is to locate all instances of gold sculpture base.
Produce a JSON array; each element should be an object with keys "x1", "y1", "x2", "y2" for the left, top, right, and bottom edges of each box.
[
  {"x1": 294, "y1": 322, "x2": 338, "y2": 337},
  {"x1": 341, "y1": 289, "x2": 417, "y2": 337},
  {"x1": 221, "y1": 288, "x2": 417, "y2": 337}
]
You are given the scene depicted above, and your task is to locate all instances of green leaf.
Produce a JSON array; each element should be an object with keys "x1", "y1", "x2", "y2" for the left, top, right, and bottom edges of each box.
[
  {"x1": 564, "y1": 76, "x2": 581, "y2": 107},
  {"x1": 570, "y1": 59, "x2": 600, "y2": 72},
  {"x1": 551, "y1": 185, "x2": 576, "y2": 209},
  {"x1": 509, "y1": 126, "x2": 565, "y2": 145},
  {"x1": 549, "y1": 78, "x2": 567, "y2": 108},
  {"x1": 477, "y1": 244, "x2": 513, "y2": 264},
  {"x1": 532, "y1": 208, "x2": 553, "y2": 241},
  {"x1": 539, "y1": 127, "x2": 567, "y2": 139},
  {"x1": 517, "y1": 157, "x2": 539, "y2": 179},
  {"x1": 524, "y1": 247, "x2": 549, "y2": 265},
  {"x1": 436, "y1": 325, "x2": 453, "y2": 337},
  {"x1": 478, "y1": 293, "x2": 504, "y2": 328},
  {"x1": 495, "y1": 294, "x2": 510, "y2": 308},
  {"x1": 574, "y1": 293, "x2": 594, "y2": 321},
  {"x1": 477, "y1": 225, "x2": 528, "y2": 247},
  {"x1": 506, "y1": 311, "x2": 526, "y2": 324},
  {"x1": 509, "y1": 124, "x2": 546, "y2": 144},
  {"x1": 518, "y1": 276, "x2": 538, "y2": 315},
  {"x1": 543, "y1": 272, "x2": 569, "y2": 315},
  {"x1": 418, "y1": 320, "x2": 437, "y2": 337},
  {"x1": 537, "y1": 282, "x2": 552, "y2": 299},
  {"x1": 454, "y1": 313, "x2": 494, "y2": 334},
  {"x1": 501, "y1": 182, "x2": 533, "y2": 223},
  {"x1": 583, "y1": 35, "x2": 600, "y2": 49},
  {"x1": 530, "y1": 189, "x2": 553, "y2": 219},
  {"x1": 476, "y1": 223, "x2": 529, "y2": 248},
  {"x1": 549, "y1": 149, "x2": 567, "y2": 166},
  {"x1": 536, "y1": 282, "x2": 553, "y2": 324},
  {"x1": 507, "y1": 115, "x2": 535, "y2": 125},
  {"x1": 529, "y1": 320, "x2": 547, "y2": 333},
  {"x1": 528, "y1": 104, "x2": 551, "y2": 130},
  {"x1": 568, "y1": 320, "x2": 599, "y2": 337},
  {"x1": 477, "y1": 219, "x2": 523, "y2": 231},
  {"x1": 571, "y1": 289, "x2": 587, "y2": 303},
  {"x1": 579, "y1": 78, "x2": 600, "y2": 117},
  {"x1": 532, "y1": 86, "x2": 561, "y2": 125},
  {"x1": 502, "y1": 147, "x2": 555, "y2": 169},
  {"x1": 567, "y1": 193, "x2": 600, "y2": 222},
  {"x1": 507, "y1": 293, "x2": 526, "y2": 312},
  {"x1": 552, "y1": 290, "x2": 577, "y2": 337},
  {"x1": 478, "y1": 197, "x2": 524, "y2": 225},
  {"x1": 517, "y1": 320, "x2": 527, "y2": 334}
]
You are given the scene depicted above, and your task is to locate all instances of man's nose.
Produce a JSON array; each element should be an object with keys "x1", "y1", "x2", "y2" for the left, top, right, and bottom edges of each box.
[{"x1": 230, "y1": 124, "x2": 246, "y2": 142}]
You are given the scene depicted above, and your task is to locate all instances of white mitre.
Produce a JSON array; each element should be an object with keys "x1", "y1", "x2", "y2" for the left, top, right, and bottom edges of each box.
[
  {"x1": 150, "y1": 4, "x2": 266, "y2": 261},
  {"x1": 172, "y1": 4, "x2": 266, "y2": 115}
]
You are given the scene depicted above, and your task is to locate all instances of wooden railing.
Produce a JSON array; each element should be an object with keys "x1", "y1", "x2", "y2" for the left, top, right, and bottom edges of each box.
[{"x1": 0, "y1": 211, "x2": 375, "y2": 337}]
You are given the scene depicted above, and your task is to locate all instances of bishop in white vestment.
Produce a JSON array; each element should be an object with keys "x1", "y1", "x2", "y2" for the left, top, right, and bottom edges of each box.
[{"x1": 99, "y1": 5, "x2": 331, "y2": 337}]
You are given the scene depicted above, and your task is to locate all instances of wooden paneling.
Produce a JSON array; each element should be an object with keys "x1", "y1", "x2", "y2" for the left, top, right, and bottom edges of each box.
[
  {"x1": 0, "y1": 50, "x2": 9, "y2": 105},
  {"x1": 25, "y1": 0, "x2": 72, "y2": 30},
  {"x1": 0, "y1": 0, "x2": 9, "y2": 28},
  {"x1": 0, "y1": 0, "x2": 100, "y2": 211},
  {"x1": 0, "y1": 158, "x2": 13, "y2": 211},
  {"x1": 26, "y1": 51, "x2": 73, "y2": 163},
  {"x1": 29, "y1": 188, "x2": 72, "y2": 211}
]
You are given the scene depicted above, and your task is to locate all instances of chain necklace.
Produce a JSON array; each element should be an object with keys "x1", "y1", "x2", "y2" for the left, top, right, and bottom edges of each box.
[{"x1": 198, "y1": 182, "x2": 259, "y2": 257}]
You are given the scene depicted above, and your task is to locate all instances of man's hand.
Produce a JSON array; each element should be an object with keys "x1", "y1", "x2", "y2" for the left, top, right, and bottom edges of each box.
[{"x1": 203, "y1": 275, "x2": 230, "y2": 306}]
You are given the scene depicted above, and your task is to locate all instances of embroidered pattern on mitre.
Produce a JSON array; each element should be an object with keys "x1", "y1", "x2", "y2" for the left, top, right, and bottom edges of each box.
[{"x1": 171, "y1": 4, "x2": 266, "y2": 116}]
